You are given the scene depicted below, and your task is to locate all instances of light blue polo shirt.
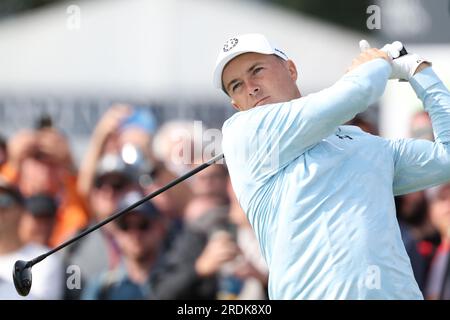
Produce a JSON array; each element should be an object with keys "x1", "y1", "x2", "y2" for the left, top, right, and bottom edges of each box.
[{"x1": 222, "y1": 59, "x2": 450, "y2": 299}]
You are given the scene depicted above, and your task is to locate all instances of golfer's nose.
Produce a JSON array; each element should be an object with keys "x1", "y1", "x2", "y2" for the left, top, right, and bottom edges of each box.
[{"x1": 248, "y1": 81, "x2": 260, "y2": 97}]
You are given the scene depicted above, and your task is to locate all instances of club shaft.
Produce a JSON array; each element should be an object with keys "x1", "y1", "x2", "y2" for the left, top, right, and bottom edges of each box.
[{"x1": 29, "y1": 153, "x2": 225, "y2": 267}]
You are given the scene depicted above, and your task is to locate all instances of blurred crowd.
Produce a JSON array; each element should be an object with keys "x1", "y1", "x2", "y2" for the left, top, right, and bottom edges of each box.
[
  {"x1": 0, "y1": 104, "x2": 449, "y2": 300},
  {"x1": 0, "y1": 104, "x2": 268, "y2": 300}
]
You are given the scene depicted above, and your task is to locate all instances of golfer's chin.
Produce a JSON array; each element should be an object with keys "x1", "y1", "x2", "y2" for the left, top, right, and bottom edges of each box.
[
  {"x1": 238, "y1": 96, "x2": 287, "y2": 111},
  {"x1": 239, "y1": 97, "x2": 272, "y2": 111},
  {"x1": 253, "y1": 96, "x2": 271, "y2": 108},
  {"x1": 252, "y1": 96, "x2": 295, "y2": 109}
]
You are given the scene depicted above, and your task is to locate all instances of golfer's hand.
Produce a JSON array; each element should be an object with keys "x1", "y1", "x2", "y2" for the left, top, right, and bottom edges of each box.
[
  {"x1": 384, "y1": 42, "x2": 431, "y2": 80},
  {"x1": 360, "y1": 39, "x2": 431, "y2": 80},
  {"x1": 195, "y1": 231, "x2": 240, "y2": 277},
  {"x1": 346, "y1": 47, "x2": 389, "y2": 73}
]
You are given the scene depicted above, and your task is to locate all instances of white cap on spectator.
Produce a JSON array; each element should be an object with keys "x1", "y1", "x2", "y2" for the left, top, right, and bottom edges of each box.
[{"x1": 213, "y1": 33, "x2": 288, "y2": 90}]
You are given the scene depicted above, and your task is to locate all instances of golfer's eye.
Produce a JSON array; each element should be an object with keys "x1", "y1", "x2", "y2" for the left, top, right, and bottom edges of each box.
[
  {"x1": 232, "y1": 82, "x2": 242, "y2": 92},
  {"x1": 253, "y1": 67, "x2": 263, "y2": 75}
]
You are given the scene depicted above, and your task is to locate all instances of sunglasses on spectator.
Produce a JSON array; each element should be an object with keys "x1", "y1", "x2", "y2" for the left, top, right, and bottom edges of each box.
[
  {"x1": 0, "y1": 193, "x2": 18, "y2": 209},
  {"x1": 95, "y1": 178, "x2": 129, "y2": 192},
  {"x1": 117, "y1": 217, "x2": 152, "y2": 232}
]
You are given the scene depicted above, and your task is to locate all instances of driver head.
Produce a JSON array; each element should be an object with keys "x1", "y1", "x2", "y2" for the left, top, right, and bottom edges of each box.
[{"x1": 13, "y1": 260, "x2": 32, "y2": 296}]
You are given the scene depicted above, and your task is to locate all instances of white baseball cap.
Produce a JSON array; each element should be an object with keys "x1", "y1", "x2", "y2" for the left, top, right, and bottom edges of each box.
[{"x1": 213, "y1": 33, "x2": 288, "y2": 91}]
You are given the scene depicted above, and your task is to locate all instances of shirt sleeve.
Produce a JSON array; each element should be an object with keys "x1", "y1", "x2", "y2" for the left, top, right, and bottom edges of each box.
[
  {"x1": 223, "y1": 58, "x2": 391, "y2": 186},
  {"x1": 389, "y1": 67, "x2": 450, "y2": 195}
]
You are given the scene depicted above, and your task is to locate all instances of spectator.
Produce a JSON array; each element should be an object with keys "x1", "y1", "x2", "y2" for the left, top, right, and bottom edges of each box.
[
  {"x1": 153, "y1": 177, "x2": 268, "y2": 300},
  {"x1": 395, "y1": 192, "x2": 439, "y2": 292},
  {"x1": 396, "y1": 192, "x2": 438, "y2": 242},
  {"x1": 77, "y1": 104, "x2": 133, "y2": 199},
  {"x1": 82, "y1": 191, "x2": 168, "y2": 300},
  {"x1": 19, "y1": 194, "x2": 58, "y2": 247},
  {"x1": 424, "y1": 183, "x2": 450, "y2": 299},
  {"x1": 141, "y1": 156, "x2": 192, "y2": 222},
  {"x1": 184, "y1": 195, "x2": 229, "y2": 224},
  {"x1": 153, "y1": 120, "x2": 205, "y2": 176},
  {"x1": 78, "y1": 104, "x2": 192, "y2": 223},
  {"x1": 2, "y1": 128, "x2": 88, "y2": 248},
  {"x1": 0, "y1": 176, "x2": 63, "y2": 299},
  {"x1": 77, "y1": 104, "x2": 157, "y2": 199},
  {"x1": 190, "y1": 164, "x2": 229, "y2": 201},
  {"x1": 118, "y1": 107, "x2": 158, "y2": 158},
  {"x1": 153, "y1": 203, "x2": 236, "y2": 300},
  {"x1": 0, "y1": 130, "x2": 35, "y2": 183},
  {"x1": 62, "y1": 153, "x2": 142, "y2": 299}
]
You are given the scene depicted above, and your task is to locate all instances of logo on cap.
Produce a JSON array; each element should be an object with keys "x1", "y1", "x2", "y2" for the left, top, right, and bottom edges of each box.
[
  {"x1": 223, "y1": 38, "x2": 238, "y2": 52},
  {"x1": 274, "y1": 48, "x2": 287, "y2": 59}
]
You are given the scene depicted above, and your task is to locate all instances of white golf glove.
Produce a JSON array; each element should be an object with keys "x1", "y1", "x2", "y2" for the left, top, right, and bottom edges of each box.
[{"x1": 359, "y1": 39, "x2": 431, "y2": 81}]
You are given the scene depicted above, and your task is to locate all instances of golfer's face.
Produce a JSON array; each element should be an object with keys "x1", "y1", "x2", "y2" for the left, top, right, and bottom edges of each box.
[{"x1": 222, "y1": 52, "x2": 299, "y2": 111}]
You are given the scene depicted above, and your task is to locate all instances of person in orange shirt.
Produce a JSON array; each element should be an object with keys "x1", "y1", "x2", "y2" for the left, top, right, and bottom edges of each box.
[{"x1": 1, "y1": 125, "x2": 88, "y2": 248}]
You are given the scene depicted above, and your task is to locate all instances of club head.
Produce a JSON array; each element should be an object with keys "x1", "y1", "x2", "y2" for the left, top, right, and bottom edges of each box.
[{"x1": 13, "y1": 260, "x2": 32, "y2": 297}]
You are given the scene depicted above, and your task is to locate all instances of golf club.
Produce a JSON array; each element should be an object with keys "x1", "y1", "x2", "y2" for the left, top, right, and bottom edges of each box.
[{"x1": 13, "y1": 153, "x2": 224, "y2": 296}]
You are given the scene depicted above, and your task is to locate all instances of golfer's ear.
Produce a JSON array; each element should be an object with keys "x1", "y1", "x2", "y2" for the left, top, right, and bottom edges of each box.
[{"x1": 286, "y1": 60, "x2": 298, "y2": 82}]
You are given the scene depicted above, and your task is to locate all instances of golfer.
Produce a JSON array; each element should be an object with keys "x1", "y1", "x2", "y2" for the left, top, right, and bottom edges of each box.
[{"x1": 215, "y1": 33, "x2": 450, "y2": 299}]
